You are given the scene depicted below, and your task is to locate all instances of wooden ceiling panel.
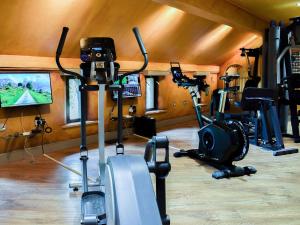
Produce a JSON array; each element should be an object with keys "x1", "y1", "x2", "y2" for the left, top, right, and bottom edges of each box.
[
  {"x1": 0, "y1": 0, "x2": 262, "y2": 65},
  {"x1": 227, "y1": 0, "x2": 300, "y2": 22}
]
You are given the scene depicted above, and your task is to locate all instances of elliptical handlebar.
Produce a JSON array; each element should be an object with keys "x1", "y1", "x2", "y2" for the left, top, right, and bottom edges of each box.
[
  {"x1": 119, "y1": 27, "x2": 148, "y2": 81},
  {"x1": 56, "y1": 27, "x2": 84, "y2": 82},
  {"x1": 133, "y1": 27, "x2": 147, "y2": 55},
  {"x1": 56, "y1": 27, "x2": 69, "y2": 56},
  {"x1": 56, "y1": 27, "x2": 148, "y2": 83}
]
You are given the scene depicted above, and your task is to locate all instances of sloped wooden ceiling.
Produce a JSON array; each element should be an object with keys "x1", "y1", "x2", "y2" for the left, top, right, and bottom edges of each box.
[
  {"x1": 227, "y1": 0, "x2": 300, "y2": 22},
  {"x1": 0, "y1": 0, "x2": 264, "y2": 65}
]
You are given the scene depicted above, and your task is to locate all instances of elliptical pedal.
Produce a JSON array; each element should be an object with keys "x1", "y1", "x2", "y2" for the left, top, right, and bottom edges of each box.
[{"x1": 81, "y1": 191, "x2": 106, "y2": 225}]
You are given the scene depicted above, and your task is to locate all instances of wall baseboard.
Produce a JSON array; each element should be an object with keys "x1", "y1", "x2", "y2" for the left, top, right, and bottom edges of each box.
[
  {"x1": 156, "y1": 114, "x2": 196, "y2": 128},
  {"x1": 0, "y1": 115, "x2": 195, "y2": 165}
]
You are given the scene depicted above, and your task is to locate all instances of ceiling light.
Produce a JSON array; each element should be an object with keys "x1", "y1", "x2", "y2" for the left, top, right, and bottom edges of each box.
[
  {"x1": 193, "y1": 24, "x2": 233, "y2": 54},
  {"x1": 297, "y1": 2, "x2": 300, "y2": 7}
]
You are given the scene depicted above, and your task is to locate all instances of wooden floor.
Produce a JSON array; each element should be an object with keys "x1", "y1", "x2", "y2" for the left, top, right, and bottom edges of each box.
[{"x1": 0, "y1": 120, "x2": 300, "y2": 225}]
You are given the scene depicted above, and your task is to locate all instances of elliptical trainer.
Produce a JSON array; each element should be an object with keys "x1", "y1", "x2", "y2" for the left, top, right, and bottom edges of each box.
[
  {"x1": 170, "y1": 62, "x2": 256, "y2": 179},
  {"x1": 56, "y1": 27, "x2": 171, "y2": 225}
]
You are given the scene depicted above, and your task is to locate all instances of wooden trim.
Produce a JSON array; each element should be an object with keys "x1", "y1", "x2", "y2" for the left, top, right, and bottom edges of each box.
[
  {"x1": 194, "y1": 71, "x2": 210, "y2": 76},
  {"x1": 0, "y1": 55, "x2": 80, "y2": 70},
  {"x1": 144, "y1": 70, "x2": 169, "y2": 76},
  {"x1": 0, "y1": 55, "x2": 220, "y2": 73},
  {"x1": 145, "y1": 109, "x2": 167, "y2": 115},
  {"x1": 156, "y1": 114, "x2": 196, "y2": 128},
  {"x1": 61, "y1": 120, "x2": 98, "y2": 129}
]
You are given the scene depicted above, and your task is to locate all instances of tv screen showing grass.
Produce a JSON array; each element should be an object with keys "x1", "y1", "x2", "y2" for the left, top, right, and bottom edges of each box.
[{"x1": 0, "y1": 72, "x2": 53, "y2": 108}]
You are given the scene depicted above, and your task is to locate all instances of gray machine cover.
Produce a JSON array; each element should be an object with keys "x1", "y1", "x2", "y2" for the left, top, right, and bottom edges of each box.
[{"x1": 105, "y1": 155, "x2": 162, "y2": 225}]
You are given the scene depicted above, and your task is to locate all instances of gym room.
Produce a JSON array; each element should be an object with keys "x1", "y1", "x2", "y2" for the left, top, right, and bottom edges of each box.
[{"x1": 0, "y1": 0, "x2": 299, "y2": 224}]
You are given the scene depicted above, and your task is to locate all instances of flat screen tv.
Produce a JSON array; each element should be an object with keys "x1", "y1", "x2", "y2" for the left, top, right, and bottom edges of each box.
[
  {"x1": 0, "y1": 72, "x2": 53, "y2": 108},
  {"x1": 112, "y1": 74, "x2": 141, "y2": 99}
]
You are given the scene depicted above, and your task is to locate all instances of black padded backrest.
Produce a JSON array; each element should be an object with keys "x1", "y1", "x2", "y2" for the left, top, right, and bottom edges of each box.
[
  {"x1": 287, "y1": 74, "x2": 300, "y2": 89},
  {"x1": 244, "y1": 77, "x2": 261, "y2": 88},
  {"x1": 241, "y1": 87, "x2": 278, "y2": 111}
]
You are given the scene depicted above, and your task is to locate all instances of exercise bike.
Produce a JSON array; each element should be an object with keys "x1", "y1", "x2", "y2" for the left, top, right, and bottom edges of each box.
[
  {"x1": 170, "y1": 62, "x2": 256, "y2": 179},
  {"x1": 56, "y1": 27, "x2": 171, "y2": 225}
]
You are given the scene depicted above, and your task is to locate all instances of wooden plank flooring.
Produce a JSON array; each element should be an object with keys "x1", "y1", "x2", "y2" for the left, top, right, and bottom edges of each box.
[{"x1": 0, "y1": 120, "x2": 300, "y2": 225}]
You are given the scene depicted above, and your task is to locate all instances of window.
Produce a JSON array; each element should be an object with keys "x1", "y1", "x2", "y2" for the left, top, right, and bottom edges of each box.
[
  {"x1": 66, "y1": 77, "x2": 81, "y2": 123},
  {"x1": 145, "y1": 76, "x2": 158, "y2": 111}
]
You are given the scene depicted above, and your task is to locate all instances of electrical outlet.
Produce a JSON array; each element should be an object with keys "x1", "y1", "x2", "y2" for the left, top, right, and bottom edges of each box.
[
  {"x1": 23, "y1": 131, "x2": 32, "y2": 137},
  {"x1": 0, "y1": 123, "x2": 5, "y2": 132}
]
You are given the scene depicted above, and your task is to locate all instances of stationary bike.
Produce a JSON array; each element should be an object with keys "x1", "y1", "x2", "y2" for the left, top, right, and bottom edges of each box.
[
  {"x1": 170, "y1": 62, "x2": 256, "y2": 179},
  {"x1": 56, "y1": 27, "x2": 171, "y2": 225}
]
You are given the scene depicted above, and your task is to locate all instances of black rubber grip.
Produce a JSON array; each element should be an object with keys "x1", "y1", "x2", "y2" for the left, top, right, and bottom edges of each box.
[
  {"x1": 56, "y1": 27, "x2": 69, "y2": 56},
  {"x1": 132, "y1": 27, "x2": 147, "y2": 55}
]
